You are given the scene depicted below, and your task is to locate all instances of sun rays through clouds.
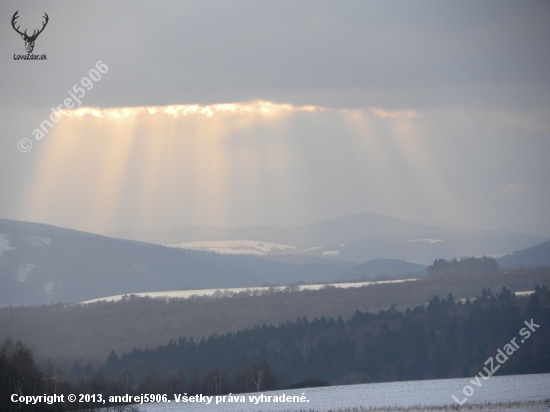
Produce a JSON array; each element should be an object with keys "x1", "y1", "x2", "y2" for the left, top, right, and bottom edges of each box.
[{"x1": 20, "y1": 101, "x2": 456, "y2": 233}]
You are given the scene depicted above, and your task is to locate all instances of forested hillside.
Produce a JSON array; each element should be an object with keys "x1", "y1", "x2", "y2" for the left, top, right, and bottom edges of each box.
[
  {"x1": 498, "y1": 240, "x2": 550, "y2": 269},
  {"x1": 3, "y1": 288, "x2": 548, "y2": 412},
  {"x1": 427, "y1": 256, "x2": 499, "y2": 277},
  {"x1": 338, "y1": 258, "x2": 427, "y2": 281},
  {"x1": 2, "y1": 267, "x2": 549, "y2": 363},
  {"x1": 104, "y1": 287, "x2": 550, "y2": 393}
]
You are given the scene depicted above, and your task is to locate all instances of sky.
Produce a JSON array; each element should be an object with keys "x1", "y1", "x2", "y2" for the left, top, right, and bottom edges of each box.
[{"x1": 0, "y1": 1, "x2": 549, "y2": 236}]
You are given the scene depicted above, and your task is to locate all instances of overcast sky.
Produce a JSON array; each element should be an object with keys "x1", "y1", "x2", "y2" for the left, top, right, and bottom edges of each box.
[{"x1": 1, "y1": 1, "x2": 549, "y2": 236}]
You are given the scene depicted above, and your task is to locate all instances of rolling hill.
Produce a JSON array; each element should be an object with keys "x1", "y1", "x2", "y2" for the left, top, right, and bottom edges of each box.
[
  {"x1": 0, "y1": 219, "x2": 351, "y2": 306},
  {"x1": 338, "y1": 258, "x2": 427, "y2": 281},
  {"x1": 497, "y1": 240, "x2": 550, "y2": 269},
  {"x1": 109, "y1": 213, "x2": 546, "y2": 264},
  {"x1": 2, "y1": 215, "x2": 548, "y2": 306}
]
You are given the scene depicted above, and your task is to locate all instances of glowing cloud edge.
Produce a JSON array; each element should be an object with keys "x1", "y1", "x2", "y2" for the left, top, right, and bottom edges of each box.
[{"x1": 55, "y1": 101, "x2": 417, "y2": 120}]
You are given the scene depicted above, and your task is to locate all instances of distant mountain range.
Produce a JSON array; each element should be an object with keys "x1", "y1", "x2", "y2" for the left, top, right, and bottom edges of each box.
[
  {"x1": 0, "y1": 218, "x2": 350, "y2": 306},
  {"x1": 1, "y1": 215, "x2": 548, "y2": 306},
  {"x1": 109, "y1": 213, "x2": 455, "y2": 246},
  {"x1": 109, "y1": 213, "x2": 547, "y2": 264}
]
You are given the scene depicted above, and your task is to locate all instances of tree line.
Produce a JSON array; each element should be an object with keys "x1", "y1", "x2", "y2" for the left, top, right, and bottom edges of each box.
[
  {"x1": 0, "y1": 336, "x2": 140, "y2": 411},
  {"x1": 5, "y1": 286, "x2": 548, "y2": 411},
  {"x1": 105, "y1": 286, "x2": 550, "y2": 392},
  {"x1": 427, "y1": 256, "x2": 500, "y2": 277},
  {"x1": 2, "y1": 265, "x2": 548, "y2": 364}
]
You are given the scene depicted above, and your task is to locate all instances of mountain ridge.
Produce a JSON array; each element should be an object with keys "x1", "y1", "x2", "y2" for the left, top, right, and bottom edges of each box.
[
  {"x1": 107, "y1": 213, "x2": 546, "y2": 263},
  {"x1": 0, "y1": 218, "x2": 351, "y2": 306},
  {"x1": 1, "y1": 215, "x2": 548, "y2": 306},
  {"x1": 107, "y1": 213, "x2": 461, "y2": 246},
  {"x1": 497, "y1": 240, "x2": 550, "y2": 269}
]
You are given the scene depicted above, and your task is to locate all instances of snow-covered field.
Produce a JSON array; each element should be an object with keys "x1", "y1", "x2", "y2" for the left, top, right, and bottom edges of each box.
[
  {"x1": 79, "y1": 279, "x2": 417, "y2": 304},
  {"x1": 165, "y1": 240, "x2": 348, "y2": 258},
  {"x1": 166, "y1": 240, "x2": 296, "y2": 255},
  {"x1": 135, "y1": 373, "x2": 550, "y2": 412},
  {"x1": 80, "y1": 281, "x2": 536, "y2": 306}
]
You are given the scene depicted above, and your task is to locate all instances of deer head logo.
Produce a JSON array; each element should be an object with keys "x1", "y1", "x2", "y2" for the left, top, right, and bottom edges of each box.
[{"x1": 11, "y1": 11, "x2": 49, "y2": 54}]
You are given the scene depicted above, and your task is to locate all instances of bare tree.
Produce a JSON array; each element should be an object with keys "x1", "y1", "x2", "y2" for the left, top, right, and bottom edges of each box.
[{"x1": 250, "y1": 361, "x2": 270, "y2": 392}]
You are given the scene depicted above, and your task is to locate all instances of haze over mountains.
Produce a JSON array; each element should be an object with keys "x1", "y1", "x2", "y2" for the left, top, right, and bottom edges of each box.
[
  {"x1": 110, "y1": 213, "x2": 545, "y2": 263},
  {"x1": 497, "y1": 240, "x2": 550, "y2": 270},
  {"x1": 0, "y1": 218, "x2": 352, "y2": 306},
  {"x1": 1, "y1": 213, "x2": 548, "y2": 306}
]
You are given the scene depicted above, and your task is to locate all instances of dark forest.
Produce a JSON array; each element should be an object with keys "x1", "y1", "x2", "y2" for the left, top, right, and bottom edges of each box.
[{"x1": 2, "y1": 286, "x2": 549, "y2": 411}]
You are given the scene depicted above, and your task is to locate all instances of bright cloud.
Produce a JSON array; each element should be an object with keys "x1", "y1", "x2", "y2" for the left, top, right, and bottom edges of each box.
[{"x1": 61, "y1": 101, "x2": 328, "y2": 119}]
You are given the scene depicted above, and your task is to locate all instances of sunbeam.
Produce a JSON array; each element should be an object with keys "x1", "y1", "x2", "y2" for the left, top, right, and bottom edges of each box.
[{"x1": 20, "y1": 101, "x2": 444, "y2": 232}]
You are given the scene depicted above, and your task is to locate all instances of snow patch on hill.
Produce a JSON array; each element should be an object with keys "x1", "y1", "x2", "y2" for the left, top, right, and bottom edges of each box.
[
  {"x1": 79, "y1": 279, "x2": 417, "y2": 304},
  {"x1": 166, "y1": 240, "x2": 295, "y2": 255},
  {"x1": 0, "y1": 234, "x2": 15, "y2": 254},
  {"x1": 17, "y1": 263, "x2": 35, "y2": 282}
]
